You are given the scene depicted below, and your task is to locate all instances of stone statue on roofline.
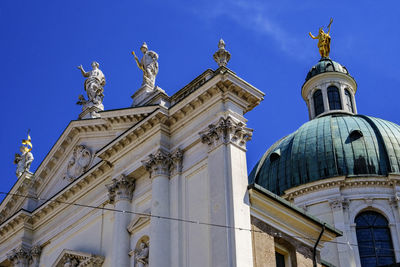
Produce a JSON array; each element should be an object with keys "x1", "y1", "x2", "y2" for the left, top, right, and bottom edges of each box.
[
  {"x1": 132, "y1": 42, "x2": 159, "y2": 89},
  {"x1": 14, "y1": 131, "x2": 34, "y2": 178},
  {"x1": 77, "y1": 61, "x2": 106, "y2": 118}
]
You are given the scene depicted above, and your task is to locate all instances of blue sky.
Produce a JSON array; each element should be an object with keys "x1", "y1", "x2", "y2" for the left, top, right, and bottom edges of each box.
[{"x1": 1, "y1": 1, "x2": 399, "y2": 199}]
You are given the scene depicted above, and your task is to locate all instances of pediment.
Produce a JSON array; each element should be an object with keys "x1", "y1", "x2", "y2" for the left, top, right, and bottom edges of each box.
[
  {"x1": 127, "y1": 209, "x2": 151, "y2": 234},
  {"x1": 0, "y1": 106, "x2": 157, "y2": 223},
  {"x1": 52, "y1": 249, "x2": 104, "y2": 267}
]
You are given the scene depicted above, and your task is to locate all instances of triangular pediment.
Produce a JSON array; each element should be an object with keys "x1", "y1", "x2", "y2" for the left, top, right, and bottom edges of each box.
[
  {"x1": 0, "y1": 106, "x2": 158, "y2": 222},
  {"x1": 52, "y1": 249, "x2": 104, "y2": 267},
  {"x1": 127, "y1": 209, "x2": 151, "y2": 234}
]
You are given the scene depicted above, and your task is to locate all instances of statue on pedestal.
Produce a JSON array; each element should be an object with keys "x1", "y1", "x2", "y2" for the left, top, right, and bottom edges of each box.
[
  {"x1": 14, "y1": 132, "x2": 34, "y2": 178},
  {"x1": 132, "y1": 42, "x2": 159, "y2": 89},
  {"x1": 77, "y1": 62, "x2": 106, "y2": 117},
  {"x1": 134, "y1": 241, "x2": 149, "y2": 267},
  {"x1": 309, "y1": 18, "x2": 333, "y2": 58}
]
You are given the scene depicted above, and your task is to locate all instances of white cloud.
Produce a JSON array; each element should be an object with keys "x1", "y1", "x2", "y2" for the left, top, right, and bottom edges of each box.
[{"x1": 187, "y1": 0, "x2": 312, "y2": 60}]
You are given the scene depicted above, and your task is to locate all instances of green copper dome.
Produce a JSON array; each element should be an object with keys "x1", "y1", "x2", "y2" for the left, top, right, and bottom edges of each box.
[
  {"x1": 305, "y1": 57, "x2": 351, "y2": 82},
  {"x1": 249, "y1": 114, "x2": 400, "y2": 195}
]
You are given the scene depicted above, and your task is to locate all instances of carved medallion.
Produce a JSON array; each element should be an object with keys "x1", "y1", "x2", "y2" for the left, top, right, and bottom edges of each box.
[{"x1": 66, "y1": 145, "x2": 92, "y2": 181}]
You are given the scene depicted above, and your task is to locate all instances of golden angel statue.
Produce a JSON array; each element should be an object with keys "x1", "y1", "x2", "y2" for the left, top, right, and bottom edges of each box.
[{"x1": 309, "y1": 18, "x2": 333, "y2": 58}]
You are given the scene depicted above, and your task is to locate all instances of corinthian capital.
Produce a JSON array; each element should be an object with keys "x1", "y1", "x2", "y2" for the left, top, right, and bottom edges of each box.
[
  {"x1": 199, "y1": 116, "x2": 253, "y2": 150},
  {"x1": 7, "y1": 245, "x2": 30, "y2": 266},
  {"x1": 106, "y1": 174, "x2": 136, "y2": 204},
  {"x1": 142, "y1": 149, "x2": 173, "y2": 178}
]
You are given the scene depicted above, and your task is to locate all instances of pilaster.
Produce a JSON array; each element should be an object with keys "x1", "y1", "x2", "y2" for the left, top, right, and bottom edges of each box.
[
  {"x1": 199, "y1": 116, "x2": 254, "y2": 267},
  {"x1": 106, "y1": 174, "x2": 135, "y2": 267},
  {"x1": 329, "y1": 197, "x2": 356, "y2": 267},
  {"x1": 141, "y1": 148, "x2": 183, "y2": 267}
]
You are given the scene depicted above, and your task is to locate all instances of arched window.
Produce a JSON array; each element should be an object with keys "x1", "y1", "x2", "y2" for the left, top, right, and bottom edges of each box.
[
  {"x1": 355, "y1": 211, "x2": 395, "y2": 267},
  {"x1": 345, "y1": 89, "x2": 354, "y2": 112},
  {"x1": 327, "y1": 86, "x2": 342, "y2": 110},
  {"x1": 313, "y1": 90, "x2": 324, "y2": 116}
]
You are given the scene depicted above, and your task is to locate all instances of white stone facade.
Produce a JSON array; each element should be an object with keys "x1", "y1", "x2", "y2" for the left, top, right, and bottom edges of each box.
[{"x1": 0, "y1": 67, "x2": 265, "y2": 267}]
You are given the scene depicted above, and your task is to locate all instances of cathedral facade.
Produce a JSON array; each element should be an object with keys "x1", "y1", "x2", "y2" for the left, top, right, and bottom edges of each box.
[{"x1": 0, "y1": 36, "x2": 398, "y2": 267}]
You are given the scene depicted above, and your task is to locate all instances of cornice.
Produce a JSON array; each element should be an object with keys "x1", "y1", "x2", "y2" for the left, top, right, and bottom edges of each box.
[
  {"x1": 0, "y1": 159, "x2": 113, "y2": 237},
  {"x1": 168, "y1": 70, "x2": 264, "y2": 128},
  {"x1": 30, "y1": 160, "x2": 113, "y2": 226},
  {"x1": 283, "y1": 176, "x2": 400, "y2": 201},
  {"x1": 0, "y1": 209, "x2": 32, "y2": 239},
  {"x1": 249, "y1": 188, "x2": 339, "y2": 248},
  {"x1": 97, "y1": 109, "x2": 168, "y2": 161}
]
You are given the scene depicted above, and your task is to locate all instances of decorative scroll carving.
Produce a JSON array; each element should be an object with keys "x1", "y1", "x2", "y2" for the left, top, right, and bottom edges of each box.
[
  {"x1": 30, "y1": 245, "x2": 42, "y2": 267},
  {"x1": 141, "y1": 148, "x2": 184, "y2": 178},
  {"x1": 199, "y1": 116, "x2": 253, "y2": 150},
  {"x1": 7, "y1": 245, "x2": 30, "y2": 266},
  {"x1": 66, "y1": 145, "x2": 93, "y2": 181},
  {"x1": 7, "y1": 245, "x2": 41, "y2": 266},
  {"x1": 106, "y1": 174, "x2": 136, "y2": 204}
]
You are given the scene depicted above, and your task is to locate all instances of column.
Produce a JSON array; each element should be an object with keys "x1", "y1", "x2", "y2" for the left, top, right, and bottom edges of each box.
[
  {"x1": 142, "y1": 149, "x2": 182, "y2": 267},
  {"x1": 321, "y1": 84, "x2": 330, "y2": 112},
  {"x1": 107, "y1": 174, "x2": 135, "y2": 267},
  {"x1": 199, "y1": 116, "x2": 254, "y2": 267}
]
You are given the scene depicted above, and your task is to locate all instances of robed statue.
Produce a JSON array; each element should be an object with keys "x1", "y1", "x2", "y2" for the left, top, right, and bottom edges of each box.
[
  {"x1": 309, "y1": 18, "x2": 333, "y2": 58},
  {"x1": 14, "y1": 132, "x2": 34, "y2": 178},
  {"x1": 134, "y1": 241, "x2": 149, "y2": 267},
  {"x1": 132, "y1": 42, "x2": 159, "y2": 88},
  {"x1": 77, "y1": 62, "x2": 106, "y2": 113}
]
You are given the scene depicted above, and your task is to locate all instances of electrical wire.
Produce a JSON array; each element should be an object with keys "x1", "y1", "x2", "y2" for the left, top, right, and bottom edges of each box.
[{"x1": 0, "y1": 191, "x2": 397, "y2": 252}]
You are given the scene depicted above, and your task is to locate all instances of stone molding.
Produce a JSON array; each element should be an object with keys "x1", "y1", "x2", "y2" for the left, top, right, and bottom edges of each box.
[
  {"x1": 284, "y1": 176, "x2": 400, "y2": 200},
  {"x1": 141, "y1": 148, "x2": 184, "y2": 178},
  {"x1": 51, "y1": 249, "x2": 104, "y2": 267},
  {"x1": 98, "y1": 110, "x2": 168, "y2": 161},
  {"x1": 7, "y1": 244, "x2": 41, "y2": 267},
  {"x1": 127, "y1": 211, "x2": 151, "y2": 234},
  {"x1": 199, "y1": 116, "x2": 252, "y2": 150},
  {"x1": 106, "y1": 174, "x2": 136, "y2": 204}
]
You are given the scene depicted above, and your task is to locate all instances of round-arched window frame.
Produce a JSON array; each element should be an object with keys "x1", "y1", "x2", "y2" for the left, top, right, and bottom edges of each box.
[
  {"x1": 345, "y1": 89, "x2": 354, "y2": 113},
  {"x1": 327, "y1": 86, "x2": 342, "y2": 110},
  {"x1": 355, "y1": 211, "x2": 395, "y2": 267},
  {"x1": 313, "y1": 90, "x2": 324, "y2": 116}
]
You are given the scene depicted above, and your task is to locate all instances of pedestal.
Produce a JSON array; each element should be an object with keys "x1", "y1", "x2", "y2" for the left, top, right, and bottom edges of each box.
[{"x1": 131, "y1": 85, "x2": 170, "y2": 108}]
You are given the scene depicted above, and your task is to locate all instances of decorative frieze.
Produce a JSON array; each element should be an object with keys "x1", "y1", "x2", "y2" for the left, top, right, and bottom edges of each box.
[
  {"x1": 106, "y1": 174, "x2": 136, "y2": 204},
  {"x1": 199, "y1": 116, "x2": 253, "y2": 150},
  {"x1": 142, "y1": 148, "x2": 184, "y2": 178}
]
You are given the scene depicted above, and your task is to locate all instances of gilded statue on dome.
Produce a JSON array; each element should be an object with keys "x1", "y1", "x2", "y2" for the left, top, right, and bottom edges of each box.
[
  {"x1": 14, "y1": 131, "x2": 34, "y2": 178},
  {"x1": 309, "y1": 18, "x2": 333, "y2": 58}
]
